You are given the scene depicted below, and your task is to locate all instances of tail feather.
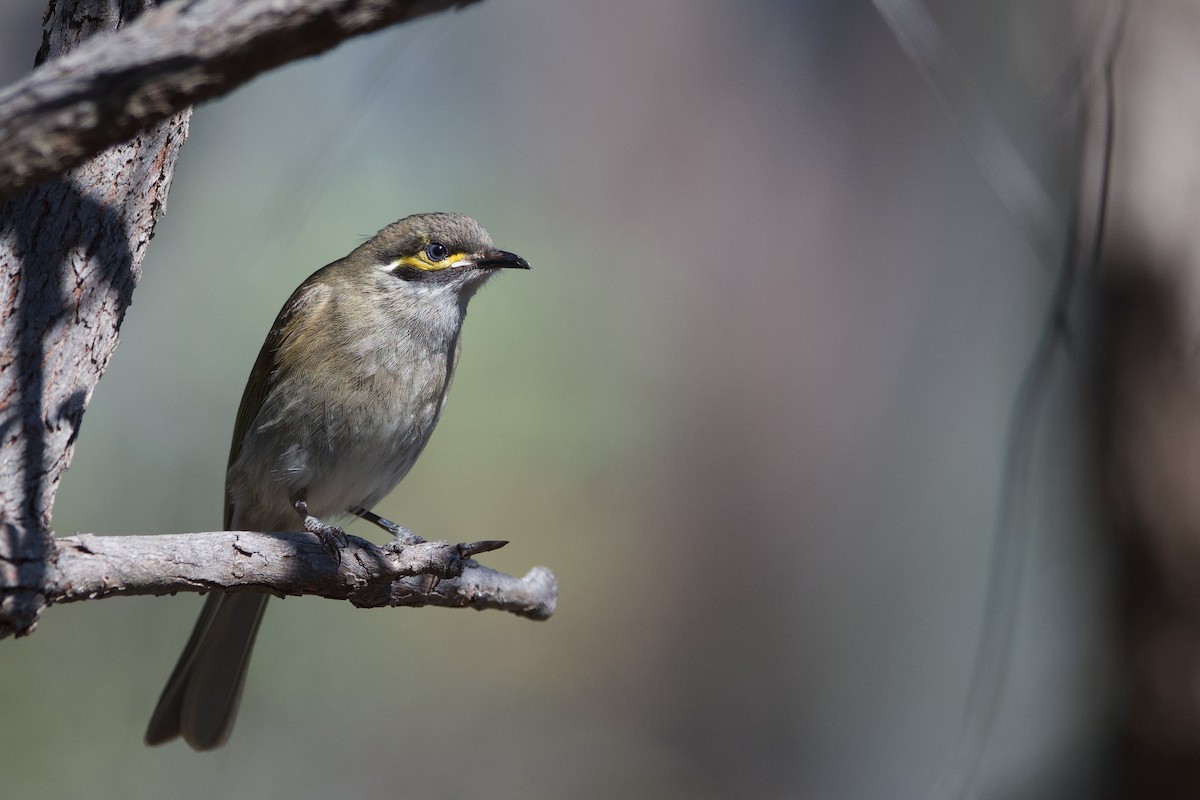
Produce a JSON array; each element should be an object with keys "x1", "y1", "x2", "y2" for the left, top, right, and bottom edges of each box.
[{"x1": 145, "y1": 592, "x2": 269, "y2": 750}]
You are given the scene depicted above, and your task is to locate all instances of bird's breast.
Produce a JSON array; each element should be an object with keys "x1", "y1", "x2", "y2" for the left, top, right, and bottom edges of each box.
[
  {"x1": 227, "y1": 331, "x2": 460, "y2": 524},
  {"x1": 303, "y1": 347, "x2": 454, "y2": 514}
]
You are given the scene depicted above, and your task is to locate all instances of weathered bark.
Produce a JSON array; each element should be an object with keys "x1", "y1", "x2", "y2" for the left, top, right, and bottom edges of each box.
[
  {"x1": 0, "y1": 0, "x2": 191, "y2": 637},
  {"x1": 1, "y1": 526, "x2": 556, "y2": 618},
  {"x1": 0, "y1": 0, "x2": 477, "y2": 202}
]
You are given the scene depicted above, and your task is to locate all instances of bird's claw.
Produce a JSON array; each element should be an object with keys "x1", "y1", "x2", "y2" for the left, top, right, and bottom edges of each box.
[{"x1": 303, "y1": 515, "x2": 349, "y2": 561}]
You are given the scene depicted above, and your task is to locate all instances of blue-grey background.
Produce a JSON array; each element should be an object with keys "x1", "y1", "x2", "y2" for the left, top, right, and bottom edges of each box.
[{"x1": 0, "y1": 2, "x2": 1113, "y2": 798}]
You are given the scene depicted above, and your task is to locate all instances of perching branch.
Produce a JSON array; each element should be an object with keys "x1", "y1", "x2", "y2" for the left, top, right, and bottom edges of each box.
[
  {"x1": 0, "y1": 0, "x2": 478, "y2": 201},
  {"x1": 0, "y1": 526, "x2": 555, "y2": 633}
]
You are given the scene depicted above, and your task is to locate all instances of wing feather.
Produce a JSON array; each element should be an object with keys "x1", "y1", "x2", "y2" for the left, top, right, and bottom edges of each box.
[{"x1": 223, "y1": 277, "x2": 333, "y2": 529}]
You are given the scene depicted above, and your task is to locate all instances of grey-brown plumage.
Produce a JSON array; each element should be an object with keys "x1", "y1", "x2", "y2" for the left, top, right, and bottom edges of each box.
[{"x1": 145, "y1": 213, "x2": 529, "y2": 750}]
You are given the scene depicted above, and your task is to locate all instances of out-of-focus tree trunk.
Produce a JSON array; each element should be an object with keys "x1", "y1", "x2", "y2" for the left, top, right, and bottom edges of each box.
[{"x1": 1093, "y1": 2, "x2": 1200, "y2": 796}]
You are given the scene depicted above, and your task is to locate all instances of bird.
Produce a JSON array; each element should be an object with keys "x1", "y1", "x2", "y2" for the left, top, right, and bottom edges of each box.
[{"x1": 144, "y1": 212, "x2": 530, "y2": 750}]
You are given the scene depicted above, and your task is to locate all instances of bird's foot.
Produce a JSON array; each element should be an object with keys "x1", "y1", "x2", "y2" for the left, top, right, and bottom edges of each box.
[
  {"x1": 304, "y1": 514, "x2": 349, "y2": 552},
  {"x1": 295, "y1": 497, "x2": 349, "y2": 561}
]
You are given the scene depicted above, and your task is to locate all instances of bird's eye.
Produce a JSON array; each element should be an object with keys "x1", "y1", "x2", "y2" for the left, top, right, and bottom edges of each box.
[{"x1": 425, "y1": 242, "x2": 449, "y2": 262}]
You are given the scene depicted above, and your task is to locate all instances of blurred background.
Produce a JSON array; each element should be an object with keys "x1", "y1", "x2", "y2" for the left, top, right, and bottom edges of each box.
[{"x1": 0, "y1": 1, "x2": 1122, "y2": 798}]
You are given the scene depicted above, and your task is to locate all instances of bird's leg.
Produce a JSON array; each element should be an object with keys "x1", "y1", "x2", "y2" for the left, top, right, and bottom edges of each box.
[
  {"x1": 351, "y1": 506, "x2": 426, "y2": 545},
  {"x1": 293, "y1": 492, "x2": 349, "y2": 556}
]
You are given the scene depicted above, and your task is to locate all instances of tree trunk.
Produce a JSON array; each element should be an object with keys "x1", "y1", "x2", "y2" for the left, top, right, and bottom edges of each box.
[{"x1": 0, "y1": 0, "x2": 189, "y2": 637}]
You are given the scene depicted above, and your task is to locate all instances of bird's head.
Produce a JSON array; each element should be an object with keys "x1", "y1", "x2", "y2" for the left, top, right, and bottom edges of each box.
[{"x1": 353, "y1": 212, "x2": 530, "y2": 304}]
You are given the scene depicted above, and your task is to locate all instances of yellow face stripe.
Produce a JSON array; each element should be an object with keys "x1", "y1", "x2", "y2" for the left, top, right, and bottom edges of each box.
[{"x1": 389, "y1": 251, "x2": 470, "y2": 272}]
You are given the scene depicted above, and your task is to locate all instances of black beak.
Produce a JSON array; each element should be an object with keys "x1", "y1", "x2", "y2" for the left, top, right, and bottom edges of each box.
[{"x1": 475, "y1": 249, "x2": 531, "y2": 270}]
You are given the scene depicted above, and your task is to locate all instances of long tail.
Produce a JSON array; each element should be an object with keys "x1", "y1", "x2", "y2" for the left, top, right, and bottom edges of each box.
[{"x1": 145, "y1": 592, "x2": 269, "y2": 750}]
